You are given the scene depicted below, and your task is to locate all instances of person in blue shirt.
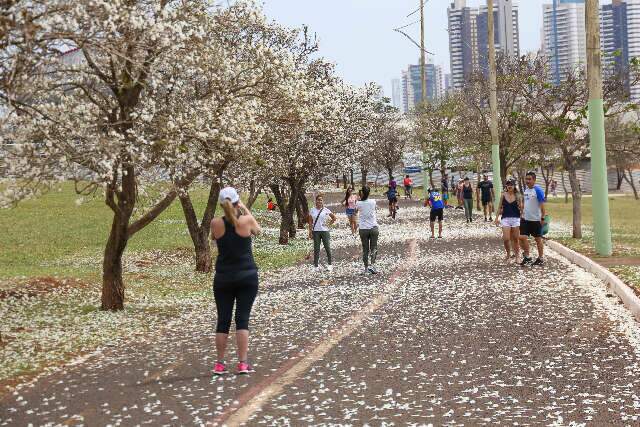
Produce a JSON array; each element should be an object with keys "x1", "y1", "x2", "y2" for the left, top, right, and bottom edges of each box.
[
  {"x1": 519, "y1": 171, "x2": 547, "y2": 266},
  {"x1": 427, "y1": 188, "x2": 445, "y2": 238},
  {"x1": 385, "y1": 177, "x2": 399, "y2": 219}
]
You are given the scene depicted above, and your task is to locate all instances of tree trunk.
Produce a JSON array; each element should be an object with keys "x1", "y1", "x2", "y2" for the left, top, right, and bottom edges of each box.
[
  {"x1": 387, "y1": 167, "x2": 393, "y2": 181},
  {"x1": 342, "y1": 174, "x2": 348, "y2": 190},
  {"x1": 567, "y1": 166, "x2": 582, "y2": 239},
  {"x1": 296, "y1": 194, "x2": 306, "y2": 229},
  {"x1": 336, "y1": 174, "x2": 340, "y2": 189},
  {"x1": 561, "y1": 171, "x2": 569, "y2": 203},
  {"x1": 361, "y1": 168, "x2": 368, "y2": 188},
  {"x1": 178, "y1": 174, "x2": 222, "y2": 273},
  {"x1": 541, "y1": 166, "x2": 554, "y2": 196},
  {"x1": 246, "y1": 179, "x2": 261, "y2": 209},
  {"x1": 350, "y1": 168, "x2": 355, "y2": 188},
  {"x1": 428, "y1": 169, "x2": 434, "y2": 188},
  {"x1": 616, "y1": 166, "x2": 624, "y2": 190},
  {"x1": 624, "y1": 168, "x2": 639, "y2": 199},
  {"x1": 298, "y1": 191, "x2": 309, "y2": 224},
  {"x1": 101, "y1": 211, "x2": 130, "y2": 311}
]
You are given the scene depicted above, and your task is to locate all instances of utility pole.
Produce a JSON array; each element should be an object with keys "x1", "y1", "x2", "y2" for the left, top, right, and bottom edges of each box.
[
  {"x1": 586, "y1": 0, "x2": 612, "y2": 256},
  {"x1": 420, "y1": 0, "x2": 430, "y2": 198},
  {"x1": 487, "y1": 0, "x2": 502, "y2": 200}
]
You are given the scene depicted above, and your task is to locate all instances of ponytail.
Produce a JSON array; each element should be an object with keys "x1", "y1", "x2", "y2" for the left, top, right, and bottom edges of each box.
[{"x1": 221, "y1": 199, "x2": 239, "y2": 229}]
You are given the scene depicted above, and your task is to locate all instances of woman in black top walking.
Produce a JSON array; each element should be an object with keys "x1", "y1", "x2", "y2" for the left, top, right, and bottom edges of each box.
[
  {"x1": 211, "y1": 187, "x2": 261, "y2": 375},
  {"x1": 462, "y1": 177, "x2": 474, "y2": 223},
  {"x1": 494, "y1": 179, "x2": 524, "y2": 263}
]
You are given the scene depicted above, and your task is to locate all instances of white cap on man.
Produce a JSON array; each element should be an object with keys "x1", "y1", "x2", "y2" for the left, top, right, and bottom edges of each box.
[{"x1": 219, "y1": 187, "x2": 240, "y2": 204}]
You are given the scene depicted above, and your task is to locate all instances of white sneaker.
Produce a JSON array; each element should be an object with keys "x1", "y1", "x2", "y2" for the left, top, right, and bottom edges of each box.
[
  {"x1": 313, "y1": 265, "x2": 321, "y2": 272},
  {"x1": 361, "y1": 267, "x2": 370, "y2": 275},
  {"x1": 368, "y1": 265, "x2": 378, "y2": 274},
  {"x1": 325, "y1": 264, "x2": 333, "y2": 272}
]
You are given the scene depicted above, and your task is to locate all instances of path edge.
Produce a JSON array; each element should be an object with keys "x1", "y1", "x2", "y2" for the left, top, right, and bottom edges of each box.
[{"x1": 547, "y1": 239, "x2": 640, "y2": 322}]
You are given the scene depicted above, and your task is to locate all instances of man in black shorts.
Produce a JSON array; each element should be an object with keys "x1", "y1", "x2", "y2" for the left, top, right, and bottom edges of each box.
[
  {"x1": 427, "y1": 188, "x2": 445, "y2": 238},
  {"x1": 477, "y1": 174, "x2": 495, "y2": 222},
  {"x1": 520, "y1": 172, "x2": 547, "y2": 266}
]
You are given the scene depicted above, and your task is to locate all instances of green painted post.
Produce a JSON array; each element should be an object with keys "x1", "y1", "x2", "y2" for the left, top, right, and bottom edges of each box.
[
  {"x1": 588, "y1": 99, "x2": 612, "y2": 256},
  {"x1": 492, "y1": 145, "x2": 502, "y2": 201},
  {"x1": 586, "y1": 0, "x2": 612, "y2": 256}
]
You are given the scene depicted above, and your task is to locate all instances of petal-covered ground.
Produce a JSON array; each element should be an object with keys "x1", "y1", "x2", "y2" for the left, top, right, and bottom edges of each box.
[{"x1": 1, "y1": 199, "x2": 639, "y2": 426}]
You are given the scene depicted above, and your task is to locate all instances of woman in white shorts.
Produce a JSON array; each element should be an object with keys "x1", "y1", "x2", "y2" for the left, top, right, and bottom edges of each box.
[{"x1": 494, "y1": 180, "x2": 524, "y2": 263}]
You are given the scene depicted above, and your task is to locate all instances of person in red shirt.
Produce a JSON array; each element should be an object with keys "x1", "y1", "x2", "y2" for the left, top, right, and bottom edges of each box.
[
  {"x1": 267, "y1": 198, "x2": 277, "y2": 211},
  {"x1": 403, "y1": 175, "x2": 413, "y2": 200}
]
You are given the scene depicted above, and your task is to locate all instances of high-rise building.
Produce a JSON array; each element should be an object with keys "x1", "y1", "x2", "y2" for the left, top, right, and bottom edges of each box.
[
  {"x1": 542, "y1": 0, "x2": 586, "y2": 84},
  {"x1": 444, "y1": 73, "x2": 453, "y2": 95},
  {"x1": 399, "y1": 58, "x2": 444, "y2": 113},
  {"x1": 447, "y1": 0, "x2": 519, "y2": 90},
  {"x1": 391, "y1": 78, "x2": 402, "y2": 111},
  {"x1": 600, "y1": 0, "x2": 640, "y2": 100},
  {"x1": 447, "y1": 0, "x2": 478, "y2": 90},
  {"x1": 476, "y1": 0, "x2": 520, "y2": 75}
]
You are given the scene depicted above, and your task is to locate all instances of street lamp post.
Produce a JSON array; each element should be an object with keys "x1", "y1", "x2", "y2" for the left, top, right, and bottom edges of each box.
[
  {"x1": 487, "y1": 0, "x2": 502, "y2": 200},
  {"x1": 420, "y1": 0, "x2": 430, "y2": 198},
  {"x1": 586, "y1": 0, "x2": 613, "y2": 256}
]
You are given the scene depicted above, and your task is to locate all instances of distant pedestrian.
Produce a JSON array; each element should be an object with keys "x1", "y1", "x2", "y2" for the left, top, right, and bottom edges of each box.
[
  {"x1": 211, "y1": 187, "x2": 261, "y2": 375},
  {"x1": 356, "y1": 186, "x2": 379, "y2": 275},
  {"x1": 403, "y1": 175, "x2": 414, "y2": 200},
  {"x1": 550, "y1": 179, "x2": 558, "y2": 198},
  {"x1": 386, "y1": 177, "x2": 398, "y2": 219},
  {"x1": 427, "y1": 188, "x2": 445, "y2": 238},
  {"x1": 308, "y1": 194, "x2": 337, "y2": 272},
  {"x1": 267, "y1": 197, "x2": 277, "y2": 211},
  {"x1": 519, "y1": 171, "x2": 547, "y2": 267},
  {"x1": 441, "y1": 173, "x2": 451, "y2": 208},
  {"x1": 343, "y1": 187, "x2": 358, "y2": 235},
  {"x1": 462, "y1": 177, "x2": 474, "y2": 222},
  {"x1": 477, "y1": 174, "x2": 495, "y2": 222},
  {"x1": 495, "y1": 179, "x2": 523, "y2": 262}
]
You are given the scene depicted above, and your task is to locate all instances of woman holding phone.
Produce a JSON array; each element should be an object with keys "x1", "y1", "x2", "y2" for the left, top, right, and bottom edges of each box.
[{"x1": 211, "y1": 187, "x2": 261, "y2": 375}]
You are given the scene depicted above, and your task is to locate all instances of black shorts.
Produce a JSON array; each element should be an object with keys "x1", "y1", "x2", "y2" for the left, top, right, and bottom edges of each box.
[
  {"x1": 481, "y1": 198, "x2": 492, "y2": 206},
  {"x1": 430, "y1": 208, "x2": 444, "y2": 222},
  {"x1": 388, "y1": 196, "x2": 398, "y2": 204},
  {"x1": 520, "y1": 219, "x2": 542, "y2": 238}
]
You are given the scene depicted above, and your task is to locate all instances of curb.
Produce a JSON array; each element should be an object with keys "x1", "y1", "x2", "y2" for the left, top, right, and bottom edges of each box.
[{"x1": 547, "y1": 240, "x2": 640, "y2": 322}]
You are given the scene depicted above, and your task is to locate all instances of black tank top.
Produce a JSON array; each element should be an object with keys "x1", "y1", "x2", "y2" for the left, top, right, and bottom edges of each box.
[
  {"x1": 463, "y1": 185, "x2": 473, "y2": 199},
  {"x1": 502, "y1": 195, "x2": 521, "y2": 218},
  {"x1": 214, "y1": 218, "x2": 258, "y2": 283}
]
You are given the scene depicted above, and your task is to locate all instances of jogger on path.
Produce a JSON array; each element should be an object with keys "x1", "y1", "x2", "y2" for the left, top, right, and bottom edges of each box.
[
  {"x1": 427, "y1": 188, "x2": 445, "y2": 238},
  {"x1": 356, "y1": 186, "x2": 379, "y2": 275},
  {"x1": 308, "y1": 194, "x2": 337, "y2": 272},
  {"x1": 519, "y1": 172, "x2": 547, "y2": 267},
  {"x1": 210, "y1": 187, "x2": 261, "y2": 375},
  {"x1": 495, "y1": 179, "x2": 523, "y2": 262},
  {"x1": 477, "y1": 174, "x2": 495, "y2": 222}
]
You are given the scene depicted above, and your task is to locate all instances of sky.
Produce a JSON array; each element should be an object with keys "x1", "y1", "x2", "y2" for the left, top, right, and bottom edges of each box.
[{"x1": 261, "y1": 0, "x2": 610, "y2": 97}]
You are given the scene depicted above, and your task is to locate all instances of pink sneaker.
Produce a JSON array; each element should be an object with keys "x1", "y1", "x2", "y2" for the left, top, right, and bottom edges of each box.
[
  {"x1": 236, "y1": 361, "x2": 252, "y2": 375},
  {"x1": 213, "y1": 361, "x2": 227, "y2": 375}
]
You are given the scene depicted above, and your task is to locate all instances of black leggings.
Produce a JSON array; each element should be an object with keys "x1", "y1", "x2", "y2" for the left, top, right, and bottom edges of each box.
[{"x1": 213, "y1": 274, "x2": 258, "y2": 334}]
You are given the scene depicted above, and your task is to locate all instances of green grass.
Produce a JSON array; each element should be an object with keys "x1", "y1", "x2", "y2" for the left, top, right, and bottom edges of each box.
[
  {"x1": 547, "y1": 195, "x2": 640, "y2": 292},
  {"x1": 0, "y1": 183, "x2": 274, "y2": 279}
]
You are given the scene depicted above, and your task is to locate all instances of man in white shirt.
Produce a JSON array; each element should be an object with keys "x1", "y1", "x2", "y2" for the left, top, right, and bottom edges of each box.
[{"x1": 519, "y1": 171, "x2": 547, "y2": 266}]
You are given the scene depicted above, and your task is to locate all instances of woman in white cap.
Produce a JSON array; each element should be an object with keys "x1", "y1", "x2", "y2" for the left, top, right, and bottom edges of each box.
[{"x1": 210, "y1": 187, "x2": 261, "y2": 375}]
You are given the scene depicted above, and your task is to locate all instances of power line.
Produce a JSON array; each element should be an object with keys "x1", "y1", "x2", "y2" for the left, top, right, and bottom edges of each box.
[{"x1": 407, "y1": 0, "x2": 430, "y2": 18}]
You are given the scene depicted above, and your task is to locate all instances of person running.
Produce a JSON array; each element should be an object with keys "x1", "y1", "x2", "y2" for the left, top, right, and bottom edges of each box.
[
  {"x1": 343, "y1": 187, "x2": 358, "y2": 235},
  {"x1": 427, "y1": 188, "x2": 445, "y2": 238},
  {"x1": 386, "y1": 177, "x2": 398, "y2": 219},
  {"x1": 462, "y1": 177, "x2": 474, "y2": 222},
  {"x1": 477, "y1": 174, "x2": 495, "y2": 222},
  {"x1": 356, "y1": 186, "x2": 379, "y2": 275},
  {"x1": 494, "y1": 179, "x2": 523, "y2": 262},
  {"x1": 211, "y1": 187, "x2": 261, "y2": 376},
  {"x1": 308, "y1": 194, "x2": 337, "y2": 272},
  {"x1": 519, "y1": 171, "x2": 547, "y2": 266},
  {"x1": 267, "y1": 197, "x2": 277, "y2": 211},
  {"x1": 403, "y1": 175, "x2": 413, "y2": 200}
]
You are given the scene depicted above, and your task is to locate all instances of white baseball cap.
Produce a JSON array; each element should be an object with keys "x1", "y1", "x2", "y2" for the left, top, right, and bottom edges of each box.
[{"x1": 219, "y1": 187, "x2": 240, "y2": 204}]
